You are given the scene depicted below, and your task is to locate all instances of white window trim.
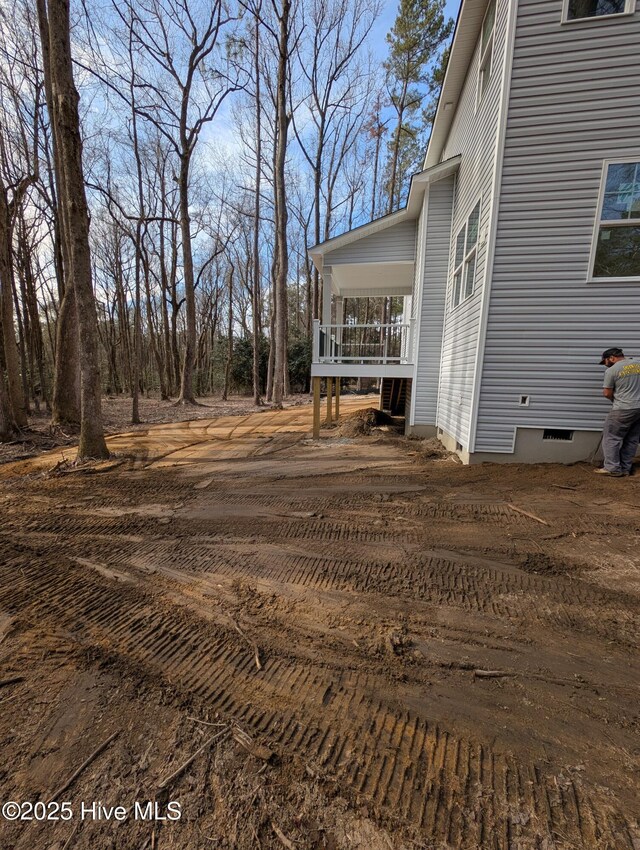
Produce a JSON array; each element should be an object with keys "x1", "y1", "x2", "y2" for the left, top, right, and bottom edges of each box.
[
  {"x1": 587, "y1": 157, "x2": 640, "y2": 284},
  {"x1": 476, "y1": 0, "x2": 496, "y2": 107},
  {"x1": 450, "y1": 200, "x2": 482, "y2": 310},
  {"x1": 561, "y1": 0, "x2": 637, "y2": 24}
]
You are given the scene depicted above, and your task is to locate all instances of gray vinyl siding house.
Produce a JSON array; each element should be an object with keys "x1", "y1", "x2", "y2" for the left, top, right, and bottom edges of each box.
[{"x1": 309, "y1": 0, "x2": 640, "y2": 464}]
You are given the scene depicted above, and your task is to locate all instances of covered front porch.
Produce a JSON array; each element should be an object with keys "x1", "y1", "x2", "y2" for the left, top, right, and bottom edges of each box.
[
  {"x1": 307, "y1": 156, "x2": 461, "y2": 438},
  {"x1": 310, "y1": 223, "x2": 417, "y2": 373},
  {"x1": 308, "y1": 229, "x2": 417, "y2": 436}
]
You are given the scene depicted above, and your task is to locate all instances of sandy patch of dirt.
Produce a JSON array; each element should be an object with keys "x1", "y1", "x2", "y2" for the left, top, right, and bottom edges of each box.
[{"x1": 0, "y1": 393, "x2": 314, "y2": 466}]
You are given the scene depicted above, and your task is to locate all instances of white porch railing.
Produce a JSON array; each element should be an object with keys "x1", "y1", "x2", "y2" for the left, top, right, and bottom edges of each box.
[{"x1": 312, "y1": 319, "x2": 415, "y2": 365}]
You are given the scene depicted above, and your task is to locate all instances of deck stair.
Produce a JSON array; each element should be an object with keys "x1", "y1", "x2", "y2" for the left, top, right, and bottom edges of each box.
[{"x1": 381, "y1": 378, "x2": 410, "y2": 416}]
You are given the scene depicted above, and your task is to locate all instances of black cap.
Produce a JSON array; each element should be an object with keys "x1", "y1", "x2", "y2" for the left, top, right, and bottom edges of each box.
[{"x1": 600, "y1": 347, "x2": 624, "y2": 365}]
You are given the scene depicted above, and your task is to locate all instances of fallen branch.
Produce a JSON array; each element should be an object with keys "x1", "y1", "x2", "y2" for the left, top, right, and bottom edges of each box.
[
  {"x1": 0, "y1": 676, "x2": 24, "y2": 688},
  {"x1": 507, "y1": 504, "x2": 549, "y2": 525},
  {"x1": 271, "y1": 821, "x2": 296, "y2": 850},
  {"x1": 45, "y1": 458, "x2": 70, "y2": 477},
  {"x1": 51, "y1": 731, "x2": 119, "y2": 801},
  {"x1": 551, "y1": 484, "x2": 577, "y2": 491},
  {"x1": 229, "y1": 616, "x2": 262, "y2": 671},
  {"x1": 473, "y1": 669, "x2": 519, "y2": 679},
  {"x1": 187, "y1": 717, "x2": 226, "y2": 728},
  {"x1": 157, "y1": 728, "x2": 229, "y2": 793},
  {"x1": 232, "y1": 724, "x2": 274, "y2": 762}
]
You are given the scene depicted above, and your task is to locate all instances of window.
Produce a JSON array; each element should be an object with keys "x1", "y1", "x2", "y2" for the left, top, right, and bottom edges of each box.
[
  {"x1": 451, "y1": 200, "x2": 481, "y2": 308},
  {"x1": 591, "y1": 161, "x2": 640, "y2": 280},
  {"x1": 564, "y1": 0, "x2": 633, "y2": 20},
  {"x1": 477, "y1": 0, "x2": 496, "y2": 103}
]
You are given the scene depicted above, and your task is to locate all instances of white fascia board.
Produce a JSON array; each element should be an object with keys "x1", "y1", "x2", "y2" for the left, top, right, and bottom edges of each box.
[
  {"x1": 311, "y1": 363, "x2": 414, "y2": 379},
  {"x1": 308, "y1": 156, "x2": 461, "y2": 274},
  {"x1": 425, "y1": 0, "x2": 494, "y2": 169},
  {"x1": 309, "y1": 209, "x2": 408, "y2": 275}
]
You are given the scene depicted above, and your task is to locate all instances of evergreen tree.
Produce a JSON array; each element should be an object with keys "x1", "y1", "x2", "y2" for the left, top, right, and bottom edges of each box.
[
  {"x1": 422, "y1": 44, "x2": 450, "y2": 127},
  {"x1": 383, "y1": 0, "x2": 452, "y2": 212}
]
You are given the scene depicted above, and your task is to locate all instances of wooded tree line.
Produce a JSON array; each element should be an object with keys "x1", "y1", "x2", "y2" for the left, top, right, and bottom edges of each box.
[{"x1": 0, "y1": 0, "x2": 451, "y2": 457}]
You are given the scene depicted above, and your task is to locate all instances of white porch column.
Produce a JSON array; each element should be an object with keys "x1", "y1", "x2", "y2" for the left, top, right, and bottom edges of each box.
[
  {"x1": 403, "y1": 295, "x2": 412, "y2": 323},
  {"x1": 322, "y1": 267, "x2": 332, "y2": 327},
  {"x1": 334, "y1": 297, "x2": 344, "y2": 364}
]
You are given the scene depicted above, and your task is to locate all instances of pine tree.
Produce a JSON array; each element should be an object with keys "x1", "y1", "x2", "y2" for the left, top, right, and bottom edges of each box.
[{"x1": 383, "y1": 0, "x2": 452, "y2": 213}]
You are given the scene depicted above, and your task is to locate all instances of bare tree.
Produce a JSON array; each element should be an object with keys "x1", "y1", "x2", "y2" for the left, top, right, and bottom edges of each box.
[
  {"x1": 251, "y1": 4, "x2": 264, "y2": 406},
  {"x1": 32, "y1": 0, "x2": 81, "y2": 426},
  {"x1": 38, "y1": 0, "x2": 108, "y2": 459},
  {"x1": 0, "y1": 1, "x2": 42, "y2": 430},
  {"x1": 270, "y1": 0, "x2": 292, "y2": 407},
  {"x1": 118, "y1": 0, "x2": 239, "y2": 405},
  {"x1": 291, "y1": 0, "x2": 379, "y2": 324}
]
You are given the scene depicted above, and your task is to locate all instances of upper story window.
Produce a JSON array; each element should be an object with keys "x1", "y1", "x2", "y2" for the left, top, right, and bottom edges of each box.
[
  {"x1": 591, "y1": 161, "x2": 640, "y2": 280},
  {"x1": 477, "y1": 0, "x2": 496, "y2": 103},
  {"x1": 452, "y1": 201, "x2": 481, "y2": 308},
  {"x1": 564, "y1": 0, "x2": 635, "y2": 20}
]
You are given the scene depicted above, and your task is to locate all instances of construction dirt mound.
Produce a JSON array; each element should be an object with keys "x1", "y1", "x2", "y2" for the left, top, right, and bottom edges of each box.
[{"x1": 335, "y1": 407, "x2": 396, "y2": 437}]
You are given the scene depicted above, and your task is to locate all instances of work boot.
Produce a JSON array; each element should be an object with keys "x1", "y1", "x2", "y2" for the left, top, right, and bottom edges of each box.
[{"x1": 594, "y1": 468, "x2": 624, "y2": 477}]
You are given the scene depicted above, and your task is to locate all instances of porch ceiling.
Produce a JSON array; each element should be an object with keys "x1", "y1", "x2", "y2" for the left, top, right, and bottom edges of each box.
[{"x1": 330, "y1": 261, "x2": 414, "y2": 298}]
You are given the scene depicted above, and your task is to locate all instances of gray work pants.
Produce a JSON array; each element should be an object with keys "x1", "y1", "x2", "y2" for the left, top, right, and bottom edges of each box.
[{"x1": 602, "y1": 408, "x2": 640, "y2": 473}]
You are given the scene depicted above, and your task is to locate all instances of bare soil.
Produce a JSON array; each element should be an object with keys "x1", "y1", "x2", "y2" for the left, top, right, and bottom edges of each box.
[
  {"x1": 0, "y1": 393, "x2": 312, "y2": 466},
  {"x1": 0, "y1": 401, "x2": 638, "y2": 849}
]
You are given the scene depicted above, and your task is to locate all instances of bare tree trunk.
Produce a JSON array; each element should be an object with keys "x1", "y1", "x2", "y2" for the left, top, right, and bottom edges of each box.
[
  {"x1": 112, "y1": 236, "x2": 133, "y2": 393},
  {"x1": 271, "y1": 0, "x2": 291, "y2": 408},
  {"x1": 51, "y1": 284, "x2": 80, "y2": 423},
  {"x1": 177, "y1": 155, "x2": 197, "y2": 404},
  {"x1": 252, "y1": 11, "x2": 263, "y2": 406},
  {"x1": 158, "y1": 167, "x2": 174, "y2": 396},
  {"x1": 143, "y1": 258, "x2": 169, "y2": 400},
  {"x1": 43, "y1": 0, "x2": 108, "y2": 459},
  {"x1": 17, "y1": 222, "x2": 49, "y2": 410},
  {"x1": 0, "y1": 367, "x2": 16, "y2": 441},
  {"x1": 222, "y1": 265, "x2": 233, "y2": 401},
  {"x1": 131, "y1": 221, "x2": 142, "y2": 424},
  {"x1": 371, "y1": 115, "x2": 382, "y2": 220},
  {"x1": 37, "y1": 0, "x2": 80, "y2": 426},
  {"x1": 0, "y1": 192, "x2": 28, "y2": 427},
  {"x1": 266, "y1": 285, "x2": 275, "y2": 402},
  {"x1": 387, "y1": 80, "x2": 408, "y2": 214}
]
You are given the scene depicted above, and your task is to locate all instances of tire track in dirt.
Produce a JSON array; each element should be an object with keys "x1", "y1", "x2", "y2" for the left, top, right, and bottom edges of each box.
[
  {"x1": 3, "y1": 431, "x2": 640, "y2": 850},
  {"x1": 0, "y1": 550, "x2": 636, "y2": 849},
  {"x1": 112, "y1": 531, "x2": 639, "y2": 648},
  {"x1": 6, "y1": 494, "x2": 639, "y2": 649}
]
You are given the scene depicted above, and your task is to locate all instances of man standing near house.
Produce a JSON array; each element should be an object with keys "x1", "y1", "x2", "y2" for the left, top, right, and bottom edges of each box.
[{"x1": 595, "y1": 348, "x2": 640, "y2": 477}]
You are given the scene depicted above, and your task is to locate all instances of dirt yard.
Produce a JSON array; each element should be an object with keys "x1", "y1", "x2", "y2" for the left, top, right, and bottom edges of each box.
[
  {"x1": 0, "y1": 394, "x2": 313, "y2": 466},
  {"x1": 0, "y1": 399, "x2": 638, "y2": 849}
]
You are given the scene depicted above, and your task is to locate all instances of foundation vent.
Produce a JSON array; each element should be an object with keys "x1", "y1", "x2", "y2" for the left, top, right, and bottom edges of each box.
[{"x1": 542, "y1": 429, "x2": 574, "y2": 441}]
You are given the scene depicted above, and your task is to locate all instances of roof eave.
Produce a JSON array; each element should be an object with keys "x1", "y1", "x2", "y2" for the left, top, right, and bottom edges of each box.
[{"x1": 424, "y1": 0, "x2": 492, "y2": 169}]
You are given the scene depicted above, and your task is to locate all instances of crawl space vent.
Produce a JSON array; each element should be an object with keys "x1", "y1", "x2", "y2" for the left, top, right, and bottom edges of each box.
[{"x1": 542, "y1": 429, "x2": 574, "y2": 441}]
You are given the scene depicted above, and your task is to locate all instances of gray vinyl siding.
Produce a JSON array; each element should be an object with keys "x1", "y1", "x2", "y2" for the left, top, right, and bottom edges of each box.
[
  {"x1": 413, "y1": 177, "x2": 456, "y2": 425},
  {"x1": 435, "y1": 0, "x2": 509, "y2": 446},
  {"x1": 475, "y1": 0, "x2": 640, "y2": 453},
  {"x1": 323, "y1": 220, "x2": 416, "y2": 265}
]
